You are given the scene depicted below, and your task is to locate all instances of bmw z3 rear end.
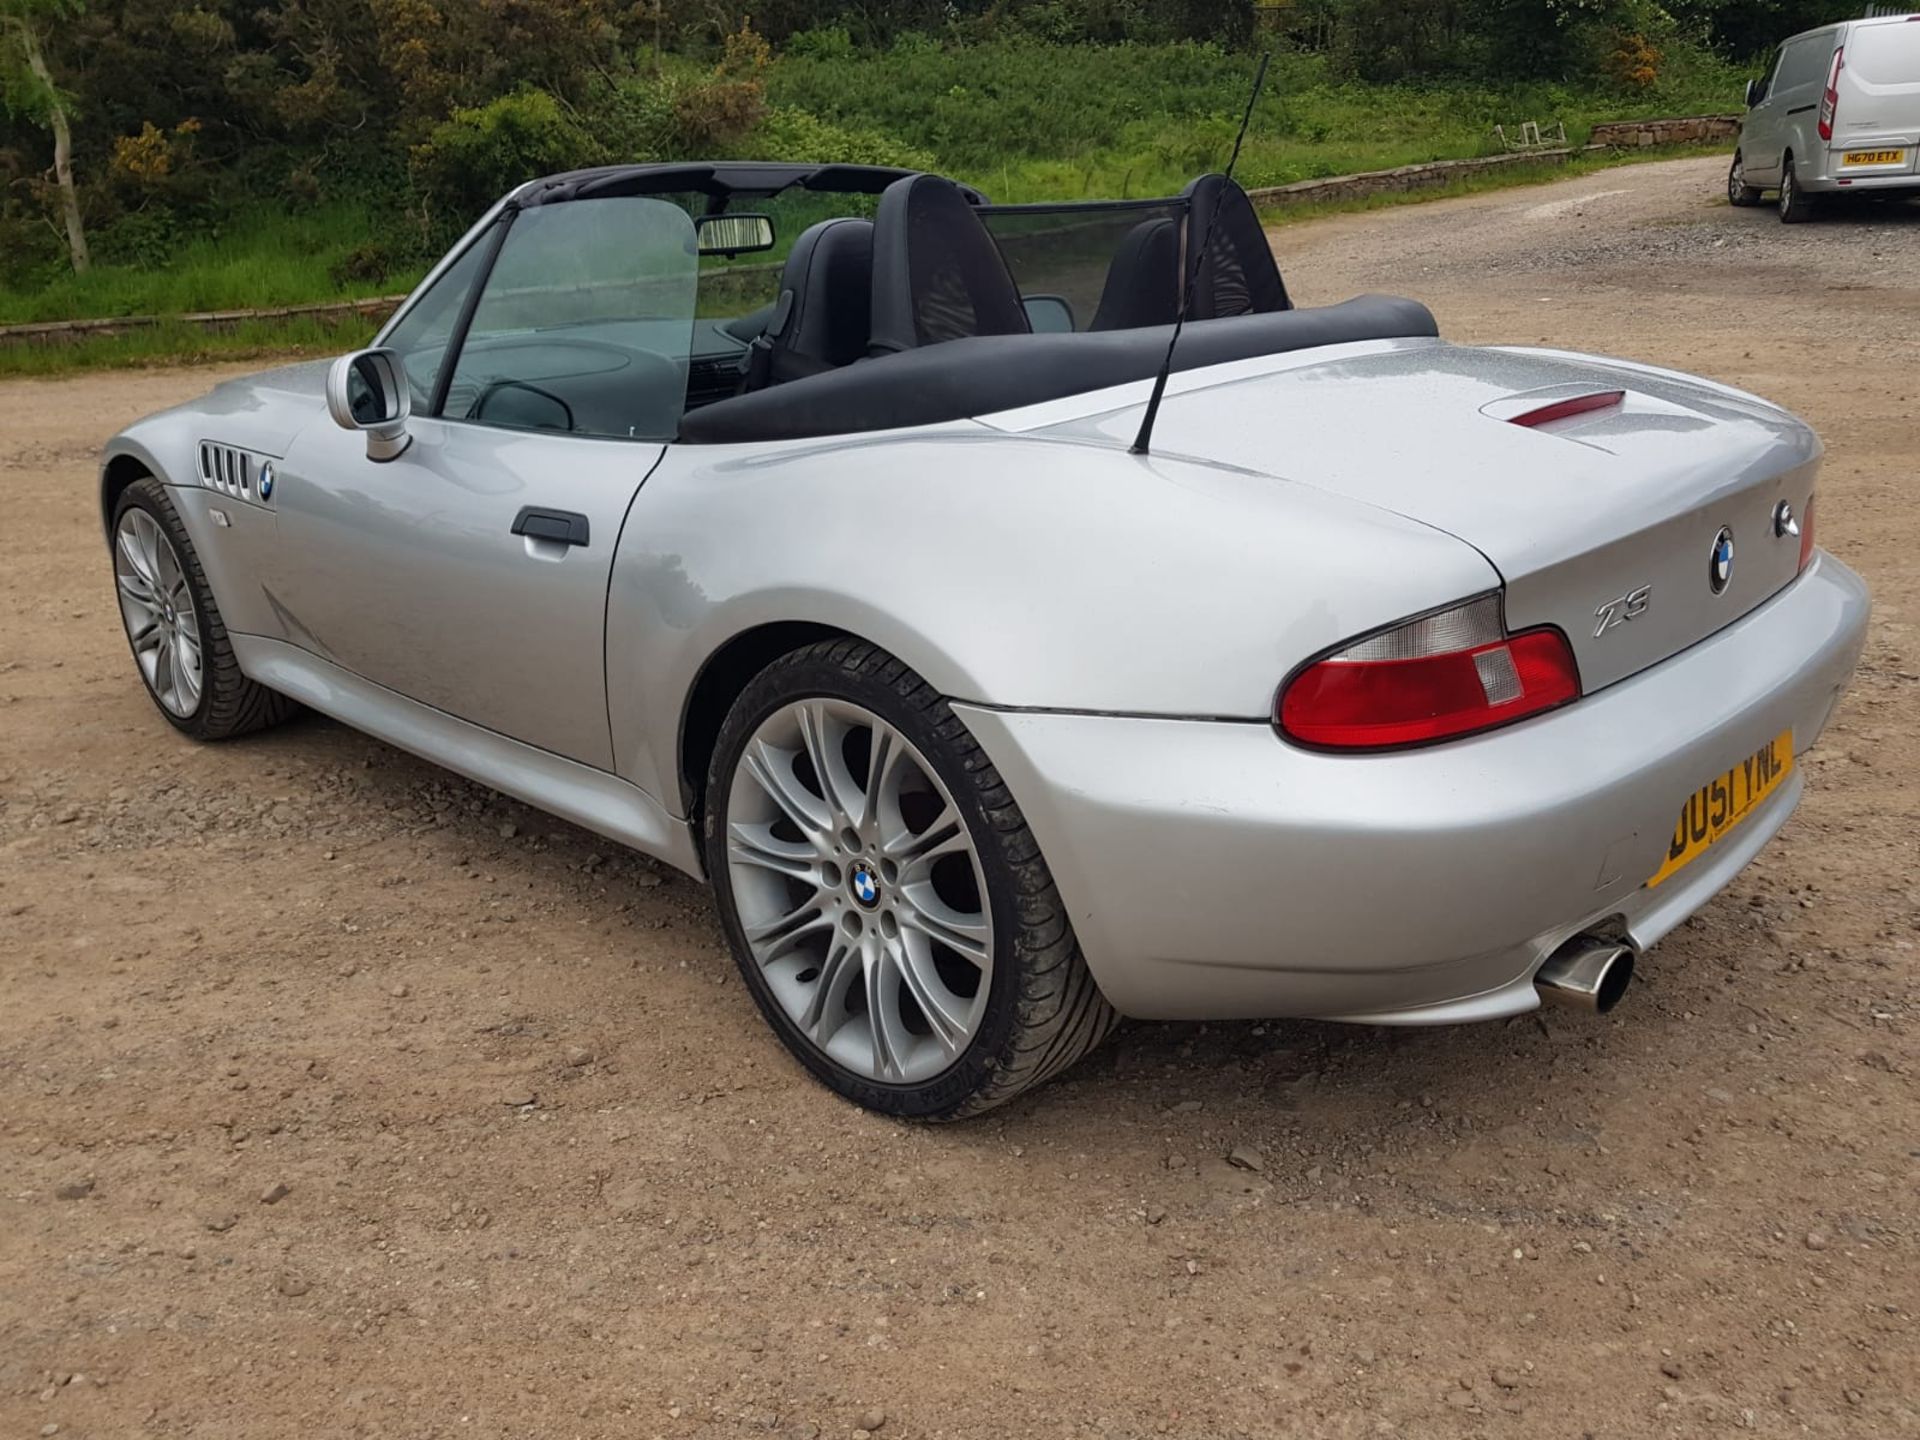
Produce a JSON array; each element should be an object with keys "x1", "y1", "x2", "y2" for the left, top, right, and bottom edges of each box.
[{"x1": 98, "y1": 162, "x2": 1869, "y2": 1117}]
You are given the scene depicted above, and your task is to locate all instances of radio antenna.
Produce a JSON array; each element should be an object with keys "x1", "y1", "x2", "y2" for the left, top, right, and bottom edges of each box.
[{"x1": 1131, "y1": 51, "x2": 1271, "y2": 457}]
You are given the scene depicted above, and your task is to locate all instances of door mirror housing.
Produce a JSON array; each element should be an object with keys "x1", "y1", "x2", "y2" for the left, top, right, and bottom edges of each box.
[
  {"x1": 1745, "y1": 76, "x2": 1767, "y2": 108},
  {"x1": 326, "y1": 348, "x2": 412, "y2": 461}
]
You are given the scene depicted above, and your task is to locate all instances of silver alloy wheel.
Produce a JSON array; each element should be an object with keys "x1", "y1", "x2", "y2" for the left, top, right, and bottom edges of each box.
[
  {"x1": 1729, "y1": 155, "x2": 1744, "y2": 200},
  {"x1": 724, "y1": 698, "x2": 993, "y2": 1084},
  {"x1": 114, "y1": 507, "x2": 203, "y2": 717}
]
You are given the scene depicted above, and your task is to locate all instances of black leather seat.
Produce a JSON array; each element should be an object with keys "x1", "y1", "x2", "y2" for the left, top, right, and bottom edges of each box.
[
  {"x1": 746, "y1": 216, "x2": 874, "y2": 390},
  {"x1": 1182, "y1": 173, "x2": 1291, "y2": 318},
  {"x1": 869, "y1": 174, "x2": 1030, "y2": 353},
  {"x1": 1089, "y1": 217, "x2": 1181, "y2": 331}
]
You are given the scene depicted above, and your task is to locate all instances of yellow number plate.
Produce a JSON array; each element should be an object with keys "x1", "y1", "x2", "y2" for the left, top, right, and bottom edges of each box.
[
  {"x1": 1648, "y1": 730, "x2": 1793, "y2": 888},
  {"x1": 1843, "y1": 149, "x2": 1906, "y2": 166}
]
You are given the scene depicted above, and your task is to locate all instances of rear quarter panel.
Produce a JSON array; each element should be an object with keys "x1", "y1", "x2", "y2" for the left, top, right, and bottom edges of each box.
[{"x1": 604, "y1": 425, "x2": 1498, "y2": 809}]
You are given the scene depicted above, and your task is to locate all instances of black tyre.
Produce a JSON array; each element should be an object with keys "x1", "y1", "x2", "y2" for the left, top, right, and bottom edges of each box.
[
  {"x1": 703, "y1": 638, "x2": 1119, "y2": 1119},
  {"x1": 1778, "y1": 154, "x2": 1818, "y2": 223},
  {"x1": 1727, "y1": 151, "x2": 1763, "y2": 207},
  {"x1": 110, "y1": 476, "x2": 299, "y2": 741}
]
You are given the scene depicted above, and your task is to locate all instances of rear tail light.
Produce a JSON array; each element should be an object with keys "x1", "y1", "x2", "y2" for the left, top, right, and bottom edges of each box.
[
  {"x1": 1278, "y1": 595, "x2": 1581, "y2": 751},
  {"x1": 1799, "y1": 494, "x2": 1816, "y2": 572},
  {"x1": 1818, "y1": 46, "x2": 1843, "y2": 141}
]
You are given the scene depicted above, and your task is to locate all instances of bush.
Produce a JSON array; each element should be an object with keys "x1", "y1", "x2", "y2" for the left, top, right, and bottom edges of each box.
[
  {"x1": 328, "y1": 240, "x2": 398, "y2": 288},
  {"x1": 749, "y1": 107, "x2": 936, "y2": 169},
  {"x1": 409, "y1": 91, "x2": 598, "y2": 230}
]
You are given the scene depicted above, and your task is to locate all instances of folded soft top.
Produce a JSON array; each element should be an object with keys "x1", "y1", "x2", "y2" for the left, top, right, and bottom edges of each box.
[{"x1": 679, "y1": 295, "x2": 1439, "y2": 444}]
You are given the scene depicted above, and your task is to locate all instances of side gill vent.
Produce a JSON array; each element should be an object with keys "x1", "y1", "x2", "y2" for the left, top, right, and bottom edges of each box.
[{"x1": 198, "y1": 442, "x2": 253, "y2": 498}]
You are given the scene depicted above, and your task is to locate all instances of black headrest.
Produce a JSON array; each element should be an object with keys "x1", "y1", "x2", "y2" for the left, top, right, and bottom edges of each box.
[
  {"x1": 870, "y1": 174, "x2": 1030, "y2": 354},
  {"x1": 1182, "y1": 173, "x2": 1291, "y2": 318},
  {"x1": 1090, "y1": 217, "x2": 1182, "y2": 332},
  {"x1": 764, "y1": 217, "x2": 874, "y2": 383}
]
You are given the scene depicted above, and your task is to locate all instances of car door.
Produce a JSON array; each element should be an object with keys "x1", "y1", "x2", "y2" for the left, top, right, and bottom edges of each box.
[
  {"x1": 271, "y1": 195, "x2": 698, "y2": 770},
  {"x1": 1744, "y1": 44, "x2": 1792, "y2": 181}
]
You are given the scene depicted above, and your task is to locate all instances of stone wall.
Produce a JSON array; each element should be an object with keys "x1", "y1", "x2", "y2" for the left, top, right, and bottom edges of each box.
[
  {"x1": 1247, "y1": 149, "x2": 1573, "y2": 208},
  {"x1": 1587, "y1": 114, "x2": 1742, "y2": 148}
]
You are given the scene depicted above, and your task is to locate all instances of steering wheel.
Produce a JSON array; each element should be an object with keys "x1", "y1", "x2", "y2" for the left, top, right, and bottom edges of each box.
[{"x1": 472, "y1": 379, "x2": 577, "y2": 433}]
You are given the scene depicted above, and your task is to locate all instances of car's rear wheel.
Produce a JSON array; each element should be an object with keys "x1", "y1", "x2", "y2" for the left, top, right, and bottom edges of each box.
[
  {"x1": 1778, "y1": 155, "x2": 1817, "y2": 223},
  {"x1": 703, "y1": 639, "x2": 1118, "y2": 1118},
  {"x1": 111, "y1": 476, "x2": 299, "y2": 740},
  {"x1": 1727, "y1": 151, "x2": 1763, "y2": 207}
]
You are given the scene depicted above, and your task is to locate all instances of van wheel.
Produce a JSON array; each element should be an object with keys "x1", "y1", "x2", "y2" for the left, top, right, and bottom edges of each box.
[
  {"x1": 1727, "y1": 152, "x2": 1763, "y2": 207},
  {"x1": 1778, "y1": 156, "x2": 1817, "y2": 223}
]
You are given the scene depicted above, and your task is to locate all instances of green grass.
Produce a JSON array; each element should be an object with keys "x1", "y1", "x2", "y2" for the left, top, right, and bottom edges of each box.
[
  {"x1": 0, "y1": 313, "x2": 378, "y2": 379},
  {"x1": 0, "y1": 202, "x2": 420, "y2": 326}
]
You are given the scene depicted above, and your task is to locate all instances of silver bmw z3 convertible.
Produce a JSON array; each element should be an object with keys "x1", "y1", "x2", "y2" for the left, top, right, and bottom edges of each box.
[{"x1": 100, "y1": 160, "x2": 1870, "y2": 1117}]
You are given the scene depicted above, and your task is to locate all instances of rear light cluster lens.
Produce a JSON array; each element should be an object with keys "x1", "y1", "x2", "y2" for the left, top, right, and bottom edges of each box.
[
  {"x1": 1278, "y1": 595, "x2": 1581, "y2": 751},
  {"x1": 1818, "y1": 46, "x2": 1843, "y2": 141},
  {"x1": 1799, "y1": 494, "x2": 1817, "y2": 572}
]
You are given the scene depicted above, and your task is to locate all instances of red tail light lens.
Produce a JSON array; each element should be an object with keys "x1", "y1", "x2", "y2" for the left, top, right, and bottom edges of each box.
[
  {"x1": 1278, "y1": 596, "x2": 1581, "y2": 751},
  {"x1": 1799, "y1": 494, "x2": 1816, "y2": 572},
  {"x1": 1818, "y1": 46, "x2": 1843, "y2": 141}
]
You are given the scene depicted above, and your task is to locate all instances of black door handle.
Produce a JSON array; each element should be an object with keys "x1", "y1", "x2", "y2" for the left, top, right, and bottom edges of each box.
[{"x1": 511, "y1": 507, "x2": 590, "y2": 547}]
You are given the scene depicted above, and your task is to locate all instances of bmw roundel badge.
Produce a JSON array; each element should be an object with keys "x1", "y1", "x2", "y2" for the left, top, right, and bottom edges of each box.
[
  {"x1": 1708, "y1": 526, "x2": 1734, "y2": 595},
  {"x1": 849, "y1": 862, "x2": 881, "y2": 908},
  {"x1": 257, "y1": 461, "x2": 275, "y2": 501}
]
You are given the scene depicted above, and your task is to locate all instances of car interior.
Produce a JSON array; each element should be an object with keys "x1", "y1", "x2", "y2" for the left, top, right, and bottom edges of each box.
[{"x1": 401, "y1": 162, "x2": 1436, "y2": 445}]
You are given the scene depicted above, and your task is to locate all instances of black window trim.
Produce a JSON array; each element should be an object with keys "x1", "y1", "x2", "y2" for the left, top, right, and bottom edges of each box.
[{"x1": 428, "y1": 206, "x2": 518, "y2": 420}]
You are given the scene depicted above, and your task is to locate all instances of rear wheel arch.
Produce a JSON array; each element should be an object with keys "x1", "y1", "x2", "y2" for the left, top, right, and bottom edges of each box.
[{"x1": 677, "y1": 621, "x2": 850, "y2": 819}]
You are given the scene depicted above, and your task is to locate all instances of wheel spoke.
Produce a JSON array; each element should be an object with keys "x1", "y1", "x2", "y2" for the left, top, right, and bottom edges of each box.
[
  {"x1": 863, "y1": 941, "x2": 911, "y2": 1080},
  {"x1": 884, "y1": 806, "x2": 968, "y2": 872},
  {"x1": 116, "y1": 569, "x2": 158, "y2": 610},
  {"x1": 173, "y1": 629, "x2": 203, "y2": 707},
  {"x1": 795, "y1": 701, "x2": 861, "y2": 824},
  {"x1": 117, "y1": 526, "x2": 157, "y2": 589},
  {"x1": 744, "y1": 898, "x2": 831, "y2": 962},
  {"x1": 860, "y1": 724, "x2": 907, "y2": 835},
  {"x1": 897, "y1": 884, "x2": 991, "y2": 967},
  {"x1": 889, "y1": 933, "x2": 971, "y2": 1054},
  {"x1": 727, "y1": 820, "x2": 819, "y2": 882},
  {"x1": 742, "y1": 739, "x2": 831, "y2": 841},
  {"x1": 799, "y1": 938, "x2": 860, "y2": 1042}
]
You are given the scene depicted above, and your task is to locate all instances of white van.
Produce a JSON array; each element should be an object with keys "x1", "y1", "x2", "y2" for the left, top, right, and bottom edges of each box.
[{"x1": 1730, "y1": 11, "x2": 1920, "y2": 221}]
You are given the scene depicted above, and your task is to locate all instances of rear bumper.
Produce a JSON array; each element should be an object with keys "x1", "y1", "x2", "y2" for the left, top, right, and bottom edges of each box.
[
  {"x1": 1803, "y1": 148, "x2": 1920, "y2": 192},
  {"x1": 956, "y1": 553, "x2": 1869, "y2": 1023}
]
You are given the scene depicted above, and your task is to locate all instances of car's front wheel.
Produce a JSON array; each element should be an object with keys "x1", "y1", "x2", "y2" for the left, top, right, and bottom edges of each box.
[
  {"x1": 111, "y1": 476, "x2": 298, "y2": 740},
  {"x1": 1727, "y1": 151, "x2": 1763, "y2": 207},
  {"x1": 703, "y1": 639, "x2": 1117, "y2": 1118}
]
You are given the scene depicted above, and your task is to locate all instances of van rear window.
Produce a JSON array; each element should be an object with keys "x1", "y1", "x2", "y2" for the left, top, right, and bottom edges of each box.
[{"x1": 1851, "y1": 22, "x2": 1920, "y2": 85}]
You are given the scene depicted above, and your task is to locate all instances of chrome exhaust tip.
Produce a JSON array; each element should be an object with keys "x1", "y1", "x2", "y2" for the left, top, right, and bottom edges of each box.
[{"x1": 1535, "y1": 935, "x2": 1637, "y2": 1014}]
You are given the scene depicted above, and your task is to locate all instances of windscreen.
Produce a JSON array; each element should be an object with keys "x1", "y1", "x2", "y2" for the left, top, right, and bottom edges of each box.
[
  {"x1": 980, "y1": 199, "x2": 1189, "y2": 333},
  {"x1": 441, "y1": 196, "x2": 698, "y2": 441}
]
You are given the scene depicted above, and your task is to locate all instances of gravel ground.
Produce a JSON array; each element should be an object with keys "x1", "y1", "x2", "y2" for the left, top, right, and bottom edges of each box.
[{"x1": 3, "y1": 155, "x2": 1917, "y2": 1439}]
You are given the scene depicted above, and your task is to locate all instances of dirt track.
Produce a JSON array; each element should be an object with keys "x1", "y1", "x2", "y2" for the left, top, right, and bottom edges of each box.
[{"x1": 3, "y1": 155, "x2": 1917, "y2": 1438}]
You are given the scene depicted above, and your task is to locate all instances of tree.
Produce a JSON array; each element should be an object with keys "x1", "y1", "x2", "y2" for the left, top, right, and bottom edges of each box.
[{"x1": 1, "y1": 0, "x2": 89, "y2": 272}]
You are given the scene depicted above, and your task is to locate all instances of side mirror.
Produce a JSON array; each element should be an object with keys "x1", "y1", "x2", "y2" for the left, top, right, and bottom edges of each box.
[
  {"x1": 326, "y1": 348, "x2": 412, "y2": 462},
  {"x1": 696, "y1": 213, "x2": 776, "y2": 256},
  {"x1": 1745, "y1": 77, "x2": 1766, "y2": 108},
  {"x1": 1023, "y1": 294, "x2": 1076, "y2": 334}
]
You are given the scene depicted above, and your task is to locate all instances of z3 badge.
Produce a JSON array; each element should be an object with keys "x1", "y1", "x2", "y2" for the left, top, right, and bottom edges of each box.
[{"x1": 1594, "y1": 583, "x2": 1652, "y2": 638}]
